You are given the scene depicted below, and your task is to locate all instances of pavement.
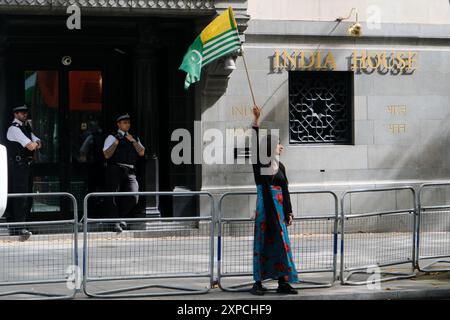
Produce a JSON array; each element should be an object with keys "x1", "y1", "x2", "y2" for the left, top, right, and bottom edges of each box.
[
  {"x1": 0, "y1": 226, "x2": 450, "y2": 300},
  {"x1": 1, "y1": 270, "x2": 450, "y2": 300}
]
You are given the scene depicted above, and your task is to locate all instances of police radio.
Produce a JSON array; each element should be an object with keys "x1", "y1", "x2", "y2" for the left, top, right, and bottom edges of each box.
[{"x1": 115, "y1": 132, "x2": 124, "y2": 140}]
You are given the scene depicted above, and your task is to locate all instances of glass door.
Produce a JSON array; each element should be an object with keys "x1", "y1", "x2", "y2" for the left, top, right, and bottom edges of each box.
[
  {"x1": 67, "y1": 71, "x2": 104, "y2": 209},
  {"x1": 23, "y1": 69, "x2": 104, "y2": 217},
  {"x1": 24, "y1": 70, "x2": 61, "y2": 213}
]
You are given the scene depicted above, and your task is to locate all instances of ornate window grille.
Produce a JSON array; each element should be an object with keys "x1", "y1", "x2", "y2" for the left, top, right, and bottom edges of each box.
[{"x1": 289, "y1": 71, "x2": 353, "y2": 145}]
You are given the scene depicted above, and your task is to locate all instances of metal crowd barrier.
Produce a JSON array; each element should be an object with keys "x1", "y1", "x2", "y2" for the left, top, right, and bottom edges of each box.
[
  {"x1": 0, "y1": 193, "x2": 78, "y2": 299},
  {"x1": 82, "y1": 191, "x2": 215, "y2": 298},
  {"x1": 417, "y1": 183, "x2": 450, "y2": 272},
  {"x1": 340, "y1": 187, "x2": 417, "y2": 285},
  {"x1": 217, "y1": 190, "x2": 339, "y2": 292}
]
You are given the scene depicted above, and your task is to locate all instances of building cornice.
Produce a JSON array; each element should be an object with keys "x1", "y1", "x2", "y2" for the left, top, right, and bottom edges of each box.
[
  {"x1": 0, "y1": 0, "x2": 249, "y2": 21},
  {"x1": 246, "y1": 19, "x2": 450, "y2": 41},
  {"x1": 0, "y1": 0, "x2": 214, "y2": 10}
]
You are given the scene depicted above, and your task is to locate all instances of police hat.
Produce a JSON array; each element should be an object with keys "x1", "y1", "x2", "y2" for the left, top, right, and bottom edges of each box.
[
  {"x1": 12, "y1": 104, "x2": 28, "y2": 113},
  {"x1": 116, "y1": 113, "x2": 131, "y2": 122}
]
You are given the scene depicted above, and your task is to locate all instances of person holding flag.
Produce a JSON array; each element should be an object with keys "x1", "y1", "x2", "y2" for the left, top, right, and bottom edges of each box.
[
  {"x1": 180, "y1": 7, "x2": 299, "y2": 295},
  {"x1": 249, "y1": 105, "x2": 299, "y2": 295}
]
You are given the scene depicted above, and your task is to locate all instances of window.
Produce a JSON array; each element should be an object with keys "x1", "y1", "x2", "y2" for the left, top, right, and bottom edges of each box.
[
  {"x1": 25, "y1": 70, "x2": 60, "y2": 213},
  {"x1": 25, "y1": 70, "x2": 59, "y2": 162},
  {"x1": 289, "y1": 71, "x2": 353, "y2": 144}
]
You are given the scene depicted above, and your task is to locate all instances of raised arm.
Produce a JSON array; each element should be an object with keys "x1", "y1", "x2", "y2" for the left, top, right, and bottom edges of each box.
[
  {"x1": 125, "y1": 134, "x2": 145, "y2": 157},
  {"x1": 252, "y1": 105, "x2": 261, "y2": 128},
  {"x1": 251, "y1": 106, "x2": 262, "y2": 183}
]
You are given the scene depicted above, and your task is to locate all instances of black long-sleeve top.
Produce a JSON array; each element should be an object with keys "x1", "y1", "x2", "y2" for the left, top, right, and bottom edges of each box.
[{"x1": 251, "y1": 125, "x2": 293, "y2": 219}]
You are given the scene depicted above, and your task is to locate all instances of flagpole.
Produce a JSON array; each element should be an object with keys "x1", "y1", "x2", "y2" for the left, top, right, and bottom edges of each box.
[{"x1": 240, "y1": 46, "x2": 258, "y2": 108}]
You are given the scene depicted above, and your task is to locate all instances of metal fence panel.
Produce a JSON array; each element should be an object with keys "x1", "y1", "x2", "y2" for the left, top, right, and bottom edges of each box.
[
  {"x1": 82, "y1": 191, "x2": 215, "y2": 298},
  {"x1": 417, "y1": 183, "x2": 450, "y2": 272},
  {"x1": 8, "y1": 184, "x2": 450, "y2": 298},
  {"x1": 0, "y1": 193, "x2": 78, "y2": 299},
  {"x1": 340, "y1": 187, "x2": 416, "y2": 285},
  {"x1": 217, "y1": 190, "x2": 339, "y2": 292}
]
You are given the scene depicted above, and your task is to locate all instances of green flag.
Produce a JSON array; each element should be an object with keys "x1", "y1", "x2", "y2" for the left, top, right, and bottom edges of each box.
[{"x1": 179, "y1": 7, "x2": 241, "y2": 90}]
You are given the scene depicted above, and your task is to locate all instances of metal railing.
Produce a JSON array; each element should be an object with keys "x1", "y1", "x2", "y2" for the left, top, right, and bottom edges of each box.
[
  {"x1": 340, "y1": 187, "x2": 417, "y2": 285},
  {"x1": 217, "y1": 190, "x2": 339, "y2": 292},
  {"x1": 4, "y1": 183, "x2": 450, "y2": 298},
  {"x1": 417, "y1": 183, "x2": 450, "y2": 272},
  {"x1": 0, "y1": 192, "x2": 78, "y2": 299},
  {"x1": 82, "y1": 191, "x2": 215, "y2": 298}
]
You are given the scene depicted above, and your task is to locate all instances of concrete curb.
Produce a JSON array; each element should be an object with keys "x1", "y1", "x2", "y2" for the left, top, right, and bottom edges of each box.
[
  {"x1": 277, "y1": 289, "x2": 450, "y2": 300},
  {"x1": 191, "y1": 287, "x2": 450, "y2": 301}
]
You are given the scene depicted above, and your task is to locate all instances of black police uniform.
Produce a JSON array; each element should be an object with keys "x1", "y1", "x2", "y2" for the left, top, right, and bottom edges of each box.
[
  {"x1": 104, "y1": 130, "x2": 141, "y2": 222},
  {"x1": 6, "y1": 106, "x2": 37, "y2": 237}
]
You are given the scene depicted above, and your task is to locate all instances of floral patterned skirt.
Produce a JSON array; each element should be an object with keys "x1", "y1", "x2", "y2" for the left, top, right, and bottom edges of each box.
[{"x1": 253, "y1": 184, "x2": 299, "y2": 283}]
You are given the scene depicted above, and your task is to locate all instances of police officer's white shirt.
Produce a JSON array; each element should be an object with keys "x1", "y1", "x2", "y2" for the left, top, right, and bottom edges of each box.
[
  {"x1": 6, "y1": 119, "x2": 41, "y2": 148},
  {"x1": 103, "y1": 130, "x2": 143, "y2": 151}
]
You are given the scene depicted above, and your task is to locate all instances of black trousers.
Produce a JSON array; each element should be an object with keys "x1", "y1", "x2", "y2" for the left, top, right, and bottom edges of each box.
[
  {"x1": 8, "y1": 162, "x2": 33, "y2": 223},
  {"x1": 104, "y1": 164, "x2": 139, "y2": 219}
]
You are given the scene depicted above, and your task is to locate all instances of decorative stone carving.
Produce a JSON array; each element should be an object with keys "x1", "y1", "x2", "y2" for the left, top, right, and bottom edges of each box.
[
  {"x1": 0, "y1": 1, "x2": 250, "y2": 32},
  {"x1": 202, "y1": 54, "x2": 238, "y2": 96},
  {"x1": 0, "y1": 0, "x2": 215, "y2": 9}
]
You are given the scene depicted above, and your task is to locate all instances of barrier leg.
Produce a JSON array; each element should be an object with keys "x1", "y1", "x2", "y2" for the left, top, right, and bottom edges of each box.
[
  {"x1": 86, "y1": 280, "x2": 211, "y2": 298},
  {"x1": 419, "y1": 259, "x2": 450, "y2": 273},
  {"x1": 343, "y1": 269, "x2": 415, "y2": 286}
]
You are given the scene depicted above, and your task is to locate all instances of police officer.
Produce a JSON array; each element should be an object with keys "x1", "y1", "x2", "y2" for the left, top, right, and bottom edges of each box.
[
  {"x1": 103, "y1": 113, "x2": 145, "y2": 232},
  {"x1": 6, "y1": 104, "x2": 41, "y2": 239}
]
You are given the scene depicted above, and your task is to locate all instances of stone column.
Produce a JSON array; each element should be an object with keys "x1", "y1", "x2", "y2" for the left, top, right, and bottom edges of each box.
[{"x1": 132, "y1": 24, "x2": 160, "y2": 218}]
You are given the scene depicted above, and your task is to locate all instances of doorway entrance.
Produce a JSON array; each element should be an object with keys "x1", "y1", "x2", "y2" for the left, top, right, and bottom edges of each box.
[
  {"x1": 26, "y1": 69, "x2": 104, "y2": 216},
  {"x1": 2, "y1": 15, "x2": 201, "y2": 219},
  {"x1": 7, "y1": 49, "x2": 132, "y2": 220}
]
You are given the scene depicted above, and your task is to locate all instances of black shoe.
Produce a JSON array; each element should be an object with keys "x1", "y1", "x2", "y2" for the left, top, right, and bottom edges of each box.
[
  {"x1": 9, "y1": 228, "x2": 31, "y2": 237},
  {"x1": 18, "y1": 229, "x2": 32, "y2": 241},
  {"x1": 119, "y1": 221, "x2": 127, "y2": 230},
  {"x1": 276, "y1": 282, "x2": 298, "y2": 295},
  {"x1": 113, "y1": 223, "x2": 123, "y2": 233},
  {"x1": 250, "y1": 283, "x2": 265, "y2": 296}
]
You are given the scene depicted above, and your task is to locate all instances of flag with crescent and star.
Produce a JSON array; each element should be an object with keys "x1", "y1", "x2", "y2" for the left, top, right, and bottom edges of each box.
[{"x1": 179, "y1": 6, "x2": 241, "y2": 90}]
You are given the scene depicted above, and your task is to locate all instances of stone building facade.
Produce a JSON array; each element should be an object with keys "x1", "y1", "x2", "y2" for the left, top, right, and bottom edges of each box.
[{"x1": 0, "y1": 0, "x2": 449, "y2": 219}]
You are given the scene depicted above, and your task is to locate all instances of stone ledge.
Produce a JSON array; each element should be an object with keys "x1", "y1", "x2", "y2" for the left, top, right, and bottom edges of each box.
[{"x1": 246, "y1": 19, "x2": 450, "y2": 40}]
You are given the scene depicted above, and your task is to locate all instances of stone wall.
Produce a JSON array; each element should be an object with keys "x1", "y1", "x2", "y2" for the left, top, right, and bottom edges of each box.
[
  {"x1": 247, "y1": 0, "x2": 450, "y2": 25},
  {"x1": 199, "y1": 18, "x2": 450, "y2": 228}
]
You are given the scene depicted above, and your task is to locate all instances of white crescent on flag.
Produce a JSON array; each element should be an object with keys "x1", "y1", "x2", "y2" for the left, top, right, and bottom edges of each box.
[{"x1": 191, "y1": 50, "x2": 203, "y2": 64}]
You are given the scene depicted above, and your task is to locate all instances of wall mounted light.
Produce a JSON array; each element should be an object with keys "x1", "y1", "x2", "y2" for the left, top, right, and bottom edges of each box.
[{"x1": 336, "y1": 8, "x2": 362, "y2": 37}]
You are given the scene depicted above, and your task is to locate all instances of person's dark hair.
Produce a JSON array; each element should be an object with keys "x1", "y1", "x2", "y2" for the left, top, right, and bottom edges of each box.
[{"x1": 259, "y1": 133, "x2": 279, "y2": 166}]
